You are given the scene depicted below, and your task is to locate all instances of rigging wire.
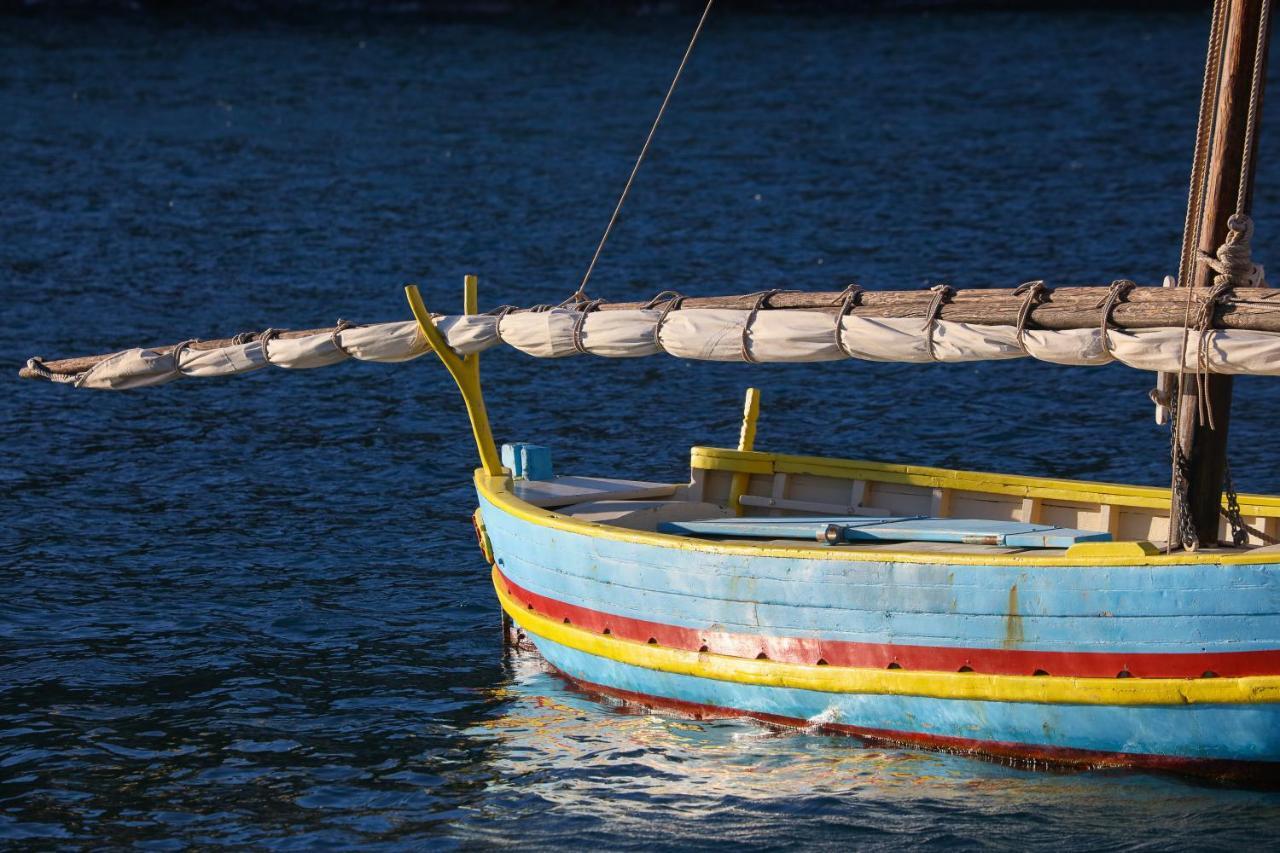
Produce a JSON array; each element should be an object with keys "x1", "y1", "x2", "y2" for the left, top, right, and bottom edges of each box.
[{"x1": 572, "y1": 0, "x2": 716, "y2": 303}]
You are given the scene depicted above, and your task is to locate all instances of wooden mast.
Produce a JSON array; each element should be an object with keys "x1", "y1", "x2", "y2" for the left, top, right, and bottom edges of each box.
[{"x1": 1177, "y1": 0, "x2": 1273, "y2": 546}]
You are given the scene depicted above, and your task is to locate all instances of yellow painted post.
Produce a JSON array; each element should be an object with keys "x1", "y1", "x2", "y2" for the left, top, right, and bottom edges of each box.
[
  {"x1": 728, "y1": 387, "x2": 761, "y2": 516},
  {"x1": 405, "y1": 276, "x2": 506, "y2": 477}
]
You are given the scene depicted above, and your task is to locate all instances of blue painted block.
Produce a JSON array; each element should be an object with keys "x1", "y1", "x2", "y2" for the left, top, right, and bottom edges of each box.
[{"x1": 500, "y1": 443, "x2": 554, "y2": 481}]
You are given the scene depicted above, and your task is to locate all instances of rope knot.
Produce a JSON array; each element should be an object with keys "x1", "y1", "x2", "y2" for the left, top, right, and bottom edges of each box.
[{"x1": 1199, "y1": 213, "x2": 1265, "y2": 288}]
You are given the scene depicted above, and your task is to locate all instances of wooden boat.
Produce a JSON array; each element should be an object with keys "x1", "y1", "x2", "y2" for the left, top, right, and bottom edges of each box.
[
  {"x1": 18, "y1": 0, "x2": 1280, "y2": 781},
  {"x1": 473, "y1": 434, "x2": 1280, "y2": 779}
]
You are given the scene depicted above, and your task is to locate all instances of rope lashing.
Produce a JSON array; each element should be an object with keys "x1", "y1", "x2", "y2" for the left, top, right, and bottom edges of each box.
[
  {"x1": 832, "y1": 283, "x2": 865, "y2": 359},
  {"x1": 921, "y1": 284, "x2": 954, "y2": 362},
  {"x1": 24, "y1": 356, "x2": 79, "y2": 384},
  {"x1": 1194, "y1": 281, "x2": 1238, "y2": 429},
  {"x1": 257, "y1": 328, "x2": 281, "y2": 364},
  {"x1": 572, "y1": 0, "x2": 716, "y2": 303},
  {"x1": 1012, "y1": 280, "x2": 1048, "y2": 351},
  {"x1": 329, "y1": 319, "x2": 354, "y2": 356},
  {"x1": 741, "y1": 289, "x2": 781, "y2": 364},
  {"x1": 652, "y1": 293, "x2": 686, "y2": 353},
  {"x1": 169, "y1": 339, "x2": 196, "y2": 376},
  {"x1": 1096, "y1": 279, "x2": 1135, "y2": 359},
  {"x1": 571, "y1": 298, "x2": 606, "y2": 355},
  {"x1": 641, "y1": 290, "x2": 686, "y2": 310},
  {"x1": 1199, "y1": 214, "x2": 1266, "y2": 288}
]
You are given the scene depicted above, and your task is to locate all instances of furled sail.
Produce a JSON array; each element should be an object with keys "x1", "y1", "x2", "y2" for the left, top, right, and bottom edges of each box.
[{"x1": 20, "y1": 284, "x2": 1280, "y2": 390}]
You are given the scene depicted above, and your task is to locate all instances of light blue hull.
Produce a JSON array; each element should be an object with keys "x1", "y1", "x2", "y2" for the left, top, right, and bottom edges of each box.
[
  {"x1": 527, "y1": 632, "x2": 1280, "y2": 764},
  {"x1": 479, "y1": 489, "x2": 1280, "y2": 771}
]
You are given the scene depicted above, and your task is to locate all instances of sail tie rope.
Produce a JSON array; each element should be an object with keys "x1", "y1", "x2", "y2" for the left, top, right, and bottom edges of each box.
[
  {"x1": 651, "y1": 293, "x2": 686, "y2": 353},
  {"x1": 1194, "y1": 280, "x2": 1238, "y2": 429},
  {"x1": 832, "y1": 283, "x2": 865, "y2": 359},
  {"x1": 170, "y1": 339, "x2": 196, "y2": 375},
  {"x1": 741, "y1": 290, "x2": 781, "y2": 363},
  {"x1": 1095, "y1": 279, "x2": 1135, "y2": 360},
  {"x1": 257, "y1": 329, "x2": 281, "y2": 365},
  {"x1": 1012, "y1": 280, "x2": 1048, "y2": 352},
  {"x1": 24, "y1": 356, "x2": 79, "y2": 384},
  {"x1": 329, "y1": 319, "x2": 354, "y2": 357},
  {"x1": 571, "y1": 299, "x2": 606, "y2": 355},
  {"x1": 921, "y1": 284, "x2": 954, "y2": 362},
  {"x1": 572, "y1": 0, "x2": 716, "y2": 303}
]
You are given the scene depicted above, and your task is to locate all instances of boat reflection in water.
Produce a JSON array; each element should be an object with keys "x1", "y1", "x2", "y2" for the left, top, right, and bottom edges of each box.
[{"x1": 453, "y1": 648, "x2": 1280, "y2": 849}]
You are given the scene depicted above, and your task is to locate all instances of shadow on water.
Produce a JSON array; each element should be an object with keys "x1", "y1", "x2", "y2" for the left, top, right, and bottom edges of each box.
[{"x1": 2, "y1": 5, "x2": 1280, "y2": 848}]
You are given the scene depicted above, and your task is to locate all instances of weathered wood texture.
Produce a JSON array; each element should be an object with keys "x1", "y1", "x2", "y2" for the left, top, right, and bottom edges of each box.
[
  {"x1": 1177, "y1": 0, "x2": 1273, "y2": 544},
  {"x1": 19, "y1": 286, "x2": 1280, "y2": 379}
]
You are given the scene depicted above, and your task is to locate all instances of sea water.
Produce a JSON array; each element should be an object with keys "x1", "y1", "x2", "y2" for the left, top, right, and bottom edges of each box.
[{"x1": 4, "y1": 7, "x2": 1280, "y2": 848}]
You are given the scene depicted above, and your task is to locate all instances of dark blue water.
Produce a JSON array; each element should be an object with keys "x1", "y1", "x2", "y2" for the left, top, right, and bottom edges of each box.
[{"x1": 5, "y1": 8, "x2": 1280, "y2": 848}]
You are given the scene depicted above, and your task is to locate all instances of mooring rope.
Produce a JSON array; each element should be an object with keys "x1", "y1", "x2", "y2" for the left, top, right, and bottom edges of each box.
[{"x1": 572, "y1": 0, "x2": 716, "y2": 304}]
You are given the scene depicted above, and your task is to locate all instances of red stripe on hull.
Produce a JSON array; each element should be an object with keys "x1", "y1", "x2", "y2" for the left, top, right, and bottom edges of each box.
[
  {"x1": 497, "y1": 568, "x2": 1280, "y2": 679},
  {"x1": 547, "y1": 667, "x2": 1280, "y2": 785}
]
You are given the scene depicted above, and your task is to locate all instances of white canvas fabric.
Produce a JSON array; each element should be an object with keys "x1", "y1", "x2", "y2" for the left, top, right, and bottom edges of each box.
[{"x1": 52, "y1": 309, "x2": 1280, "y2": 390}]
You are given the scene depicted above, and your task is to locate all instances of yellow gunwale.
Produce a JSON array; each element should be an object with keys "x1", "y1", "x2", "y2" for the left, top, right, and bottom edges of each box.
[
  {"x1": 475, "y1": 468, "x2": 1280, "y2": 567},
  {"x1": 494, "y1": 567, "x2": 1280, "y2": 705},
  {"x1": 690, "y1": 446, "x2": 1280, "y2": 515}
]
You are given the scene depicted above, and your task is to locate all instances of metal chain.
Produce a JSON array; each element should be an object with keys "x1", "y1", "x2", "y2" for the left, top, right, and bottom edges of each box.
[
  {"x1": 1223, "y1": 460, "x2": 1249, "y2": 546},
  {"x1": 1168, "y1": 394, "x2": 1200, "y2": 552}
]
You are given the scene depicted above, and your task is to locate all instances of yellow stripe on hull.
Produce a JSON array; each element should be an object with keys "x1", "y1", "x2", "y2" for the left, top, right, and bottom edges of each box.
[{"x1": 493, "y1": 566, "x2": 1280, "y2": 706}]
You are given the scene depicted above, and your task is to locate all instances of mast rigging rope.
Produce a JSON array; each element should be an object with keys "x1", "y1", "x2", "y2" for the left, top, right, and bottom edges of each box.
[{"x1": 573, "y1": 0, "x2": 716, "y2": 303}]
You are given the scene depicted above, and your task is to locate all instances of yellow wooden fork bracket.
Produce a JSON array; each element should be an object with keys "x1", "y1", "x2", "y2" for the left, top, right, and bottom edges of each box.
[
  {"x1": 728, "y1": 387, "x2": 761, "y2": 516},
  {"x1": 405, "y1": 276, "x2": 506, "y2": 477}
]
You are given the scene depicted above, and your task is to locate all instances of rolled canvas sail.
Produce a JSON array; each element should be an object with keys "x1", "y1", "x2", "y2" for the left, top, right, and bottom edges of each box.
[{"x1": 33, "y1": 308, "x2": 1280, "y2": 390}]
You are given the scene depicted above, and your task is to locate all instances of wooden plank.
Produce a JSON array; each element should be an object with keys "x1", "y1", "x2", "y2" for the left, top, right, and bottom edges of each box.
[
  {"x1": 513, "y1": 476, "x2": 678, "y2": 509},
  {"x1": 769, "y1": 473, "x2": 790, "y2": 518},
  {"x1": 930, "y1": 487, "x2": 952, "y2": 518},
  {"x1": 738, "y1": 494, "x2": 892, "y2": 516},
  {"x1": 1020, "y1": 497, "x2": 1041, "y2": 524}
]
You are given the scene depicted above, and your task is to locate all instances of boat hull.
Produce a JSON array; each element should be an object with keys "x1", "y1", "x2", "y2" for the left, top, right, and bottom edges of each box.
[{"x1": 476, "y1": 472, "x2": 1280, "y2": 779}]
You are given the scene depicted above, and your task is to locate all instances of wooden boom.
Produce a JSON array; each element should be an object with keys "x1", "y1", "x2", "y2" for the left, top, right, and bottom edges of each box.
[{"x1": 18, "y1": 284, "x2": 1280, "y2": 380}]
